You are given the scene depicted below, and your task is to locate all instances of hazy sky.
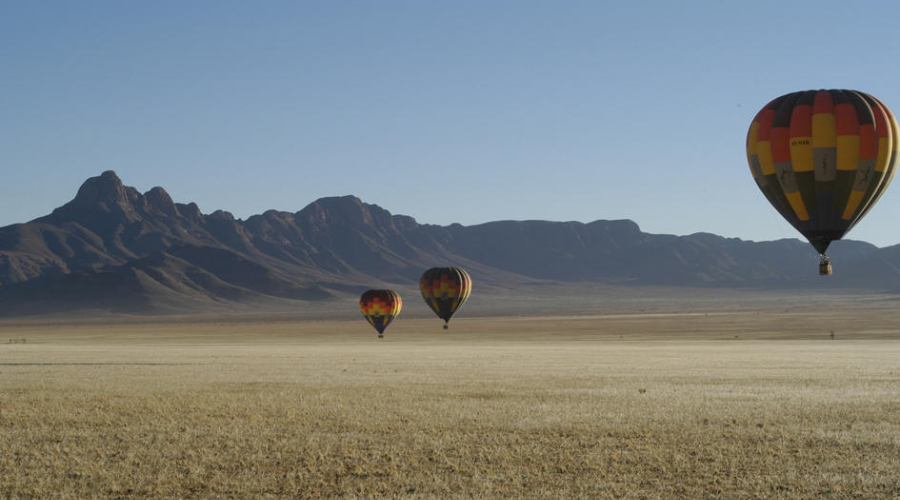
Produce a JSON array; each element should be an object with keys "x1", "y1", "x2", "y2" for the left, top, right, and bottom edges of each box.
[{"x1": 3, "y1": 1, "x2": 900, "y2": 246}]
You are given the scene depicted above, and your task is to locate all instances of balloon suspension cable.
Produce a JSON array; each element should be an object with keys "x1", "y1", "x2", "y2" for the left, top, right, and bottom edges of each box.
[{"x1": 818, "y1": 254, "x2": 833, "y2": 276}]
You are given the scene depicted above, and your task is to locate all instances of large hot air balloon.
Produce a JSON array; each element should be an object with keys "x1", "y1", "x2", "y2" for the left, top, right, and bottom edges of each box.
[
  {"x1": 358, "y1": 290, "x2": 402, "y2": 338},
  {"x1": 419, "y1": 267, "x2": 472, "y2": 329},
  {"x1": 746, "y1": 90, "x2": 898, "y2": 275}
]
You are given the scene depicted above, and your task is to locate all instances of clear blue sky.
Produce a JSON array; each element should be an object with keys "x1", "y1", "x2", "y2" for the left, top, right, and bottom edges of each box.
[{"x1": 3, "y1": 1, "x2": 900, "y2": 246}]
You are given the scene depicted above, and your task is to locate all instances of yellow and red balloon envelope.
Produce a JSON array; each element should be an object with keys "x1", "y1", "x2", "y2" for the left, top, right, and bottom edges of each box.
[
  {"x1": 419, "y1": 267, "x2": 472, "y2": 328},
  {"x1": 746, "y1": 90, "x2": 898, "y2": 269},
  {"x1": 359, "y1": 289, "x2": 402, "y2": 337}
]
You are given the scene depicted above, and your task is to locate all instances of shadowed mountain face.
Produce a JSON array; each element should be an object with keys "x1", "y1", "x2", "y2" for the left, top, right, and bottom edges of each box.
[{"x1": 0, "y1": 171, "x2": 897, "y2": 315}]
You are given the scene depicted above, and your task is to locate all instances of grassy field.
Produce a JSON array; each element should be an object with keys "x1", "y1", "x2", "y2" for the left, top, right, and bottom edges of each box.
[{"x1": 2, "y1": 305, "x2": 900, "y2": 498}]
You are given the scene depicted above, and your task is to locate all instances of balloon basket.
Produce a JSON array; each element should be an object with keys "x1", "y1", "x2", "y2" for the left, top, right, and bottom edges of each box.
[
  {"x1": 819, "y1": 256, "x2": 832, "y2": 276},
  {"x1": 443, "y1": 324, "x2": 448, "y2": 330}
]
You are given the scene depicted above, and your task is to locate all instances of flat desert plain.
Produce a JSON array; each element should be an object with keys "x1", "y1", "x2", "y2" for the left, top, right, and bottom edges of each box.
[{"x1": 2, "y1": 301, "x2": 900, "y2": 498}]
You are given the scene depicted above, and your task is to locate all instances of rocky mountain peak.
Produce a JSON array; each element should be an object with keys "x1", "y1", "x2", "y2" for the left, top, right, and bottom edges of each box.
[
  {"x1": 71, "y1": 170, "x2": 133, "y2": 208},
  {"x1": 145, "y1": 186, "x2": 179, "y2": 217},
  {"x1": 176, "y1": 202, "x2": 203, "y2": 222},
  {"x1": 44, "y1": 170, "x2": 143, "y2": 227},
  {"x1": 298, "y1": 195, "x2": 403, "y2": 231}
]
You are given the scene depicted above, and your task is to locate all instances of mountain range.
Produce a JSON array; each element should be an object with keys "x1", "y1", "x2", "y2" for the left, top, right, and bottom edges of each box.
[{"x1": 1, "y1": 171, "x2": 898, "y2": 316}]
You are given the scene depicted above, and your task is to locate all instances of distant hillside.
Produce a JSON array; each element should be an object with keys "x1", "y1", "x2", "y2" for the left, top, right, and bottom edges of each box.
[{"x1": 0, "y1": 171, "x2": 897, "y2": 316}]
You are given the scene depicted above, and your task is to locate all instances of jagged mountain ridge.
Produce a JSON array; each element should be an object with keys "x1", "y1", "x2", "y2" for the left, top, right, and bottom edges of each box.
[{"x1": 0, "y1": 171, "x2": 897, "y2": 315}]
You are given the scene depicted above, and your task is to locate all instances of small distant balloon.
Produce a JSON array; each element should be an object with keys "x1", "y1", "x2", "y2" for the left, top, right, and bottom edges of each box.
[
  {"x1": 419, "y1": 267, "x2": 472, "y2": 329},
  {"x1": 359, "y1": 289, "x2": 402, "y2": 338},
  {"x1": 746, "y1": 89, "x2": 898, "y2": 275}
]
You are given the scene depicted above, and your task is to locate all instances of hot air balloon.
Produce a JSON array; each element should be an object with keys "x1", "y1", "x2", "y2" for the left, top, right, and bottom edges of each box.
[
  {"x1": 419, "y1": 267, "x2": 472, "y2": 329},
  {"x1": 358, "y1": 289, "x2": 402, "y2": 338},
  {"x1": 746, "y1": 90, "x2": 898, "y2": 275}
]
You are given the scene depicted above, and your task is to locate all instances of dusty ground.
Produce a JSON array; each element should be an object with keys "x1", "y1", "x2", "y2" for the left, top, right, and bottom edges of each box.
[{"x1": 1, "y1": 305, "x2": 899, "y2": 498}]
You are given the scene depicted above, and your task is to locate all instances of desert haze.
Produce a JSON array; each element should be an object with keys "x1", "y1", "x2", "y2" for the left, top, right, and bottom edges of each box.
[
  {"x1": 4, "y1": 172, "x2": 900, "y2": 317},
  {"x1": 2, "y1": 294, "x2": 899, "y2": 498}
]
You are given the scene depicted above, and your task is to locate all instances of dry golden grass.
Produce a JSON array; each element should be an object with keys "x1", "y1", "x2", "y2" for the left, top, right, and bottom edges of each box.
[{"x1": 2, "y1": 307, "x2": 900, "y2": 498}]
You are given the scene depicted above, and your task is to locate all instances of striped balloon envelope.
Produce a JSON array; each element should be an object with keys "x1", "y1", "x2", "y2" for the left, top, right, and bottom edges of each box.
[
  {"x1": 358, "y1": 290, "x2": 402, "y2": 338},
  {"x1": 419, "y1": 267, "x2": 472, "y2": 329},
  {"x1": 746, "y1": 90, "x2": 898, "y2": 274}
]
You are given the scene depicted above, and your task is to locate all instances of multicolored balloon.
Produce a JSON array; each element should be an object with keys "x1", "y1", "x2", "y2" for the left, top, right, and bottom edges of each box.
[
  {"x1": 746, "y1": 90, "x2": 898, "y2": 274},
  {"x1": 419, "y1": 267, "x2": 472, "y2": 329},
  {"x1": 358, "y1": 289, "x2": 402, "y2": 338}
]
